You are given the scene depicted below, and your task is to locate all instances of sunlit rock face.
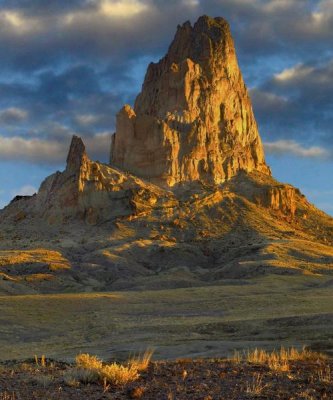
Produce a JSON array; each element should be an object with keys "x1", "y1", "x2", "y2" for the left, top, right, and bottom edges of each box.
[{"x1": 111, "y1": 15, "x2": 271, "y2": 187}]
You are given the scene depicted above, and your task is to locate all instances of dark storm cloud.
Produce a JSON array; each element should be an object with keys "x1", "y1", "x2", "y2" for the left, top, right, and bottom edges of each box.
[
  {"x1": 251, "y1": 59, "x2": 333, "y2": 155},
  {"x1": 0, "y1": 1, "x2": 166, "y2": 72},
  {"x1": 0, "y1": 65, "x2": 124, "y2": 132},
  {"x1": 0, "y1": 0, "x2": 330, "y2": 73},
  {"x1": 37, "y1": 66, "x2": 101, "y2": 106},
  {"x1": 0, "y1": 62, "x2": 127, "y2": 162},
  {"x1": 0, "y1": 0, "x2": 86, "y2": 14}
]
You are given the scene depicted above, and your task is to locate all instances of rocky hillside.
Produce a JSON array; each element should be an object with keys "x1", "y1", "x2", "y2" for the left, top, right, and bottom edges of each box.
[{"x1": 0, "y1": 16, "x2": 332, "y2": 294}]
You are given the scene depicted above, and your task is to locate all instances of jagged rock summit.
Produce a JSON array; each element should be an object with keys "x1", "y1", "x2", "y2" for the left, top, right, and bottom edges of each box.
[{"x1": 111, "y1": 16, "x2": 270, "y2": 186}]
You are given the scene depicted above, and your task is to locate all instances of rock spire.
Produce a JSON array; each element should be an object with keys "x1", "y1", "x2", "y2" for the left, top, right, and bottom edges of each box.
[{"x1": 111, "y1": 15, "x2": 271, "y2": 186}]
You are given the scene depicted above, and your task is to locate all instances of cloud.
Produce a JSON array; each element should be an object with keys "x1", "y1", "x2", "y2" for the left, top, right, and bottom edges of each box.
[
  {"x1": 10, "y1": 184, "x2": 37, "y2": 197},
  {"x1": 0, "y1": 0, "x2": 331, "y2": 96},
  {"x1": 250, "y1": 89, "x2": 288, "y2": 111},
  {"x1": 0, "y1": 64, "x2": 125, "y2": 145},
  {"x1": 0, "y1": 107, "x2": 28, "y2": 125},
  {"x1": 251, "y1": 58, "x2": 333, "y2": 150},
  {"x1": 0, "y1": 0, "x2": 85, "y2": 15},
  {"x1": 74, "y1": 114, "x2": 100, "y2": 126},
  {"x1": 0, "y1": 132, "x2": 111, "y2": 165},
  {"x1": 0, "y1": 136, "x2": 68, "y2": 164},
  {"x1": 95, "y1": 0, "x2": 149, "y2": 18},
  {"x1": 62, "y1": 0, "x2": 151, "y2": 32},
  {"x1": 181, "y1": 0, "x2": 200, "y2": 7},
  {"x1": 272, "y1": 61, "x2": 333, "y2": 88},
  {"x1": 0, "y1": 10, "x2": 43, "y2": 34},
  {"x1": 0, "y1": 0, "x2": 322, "y2": 74},
  {"x1": 264, "y1": 140, "x2": 330, "y2": 159},
  {"x1": 84, "y1": 131, "x2": 112, "y2": 161},
  {"x1": 274, "y1": 64, "x2": 315, "y2": 82}
]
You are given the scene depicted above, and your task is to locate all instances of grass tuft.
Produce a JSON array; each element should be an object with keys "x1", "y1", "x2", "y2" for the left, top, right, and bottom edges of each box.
[
  {"x1": 0, "y1": 393, "x2": 16, "y2": 400},
  {"x1": 69, "y1": 350, "x2": 154, "y2": 386},
  {"x1": 34, "y1": 354, "x2": 46, "y2": 368},
  {"x1": 75, "y1": 353, "x2": 103, "y2": 370},
  {"x1": 63, "y1": 369, "x2": 81, "y2": 387},
  {"x1": 100, "y1": 363, "x2": 139, "y2": 385},
  {"x1": 128, "y1": 348, "x2": 154, "y2": 372},
  {"x1": 317, "y1": 365, "x2": 331, "y2": 383},
  {"x1": 232, "y1": 346, "x2": 326, "y2": 373},
  {"x1": 246, "y1": 373, "x2": 267, "y2": 395}
]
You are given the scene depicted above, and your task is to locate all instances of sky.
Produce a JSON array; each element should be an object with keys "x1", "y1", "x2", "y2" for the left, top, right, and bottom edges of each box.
[{"x1": 0, "y1": 0, "x2": 332, "y2": 215}]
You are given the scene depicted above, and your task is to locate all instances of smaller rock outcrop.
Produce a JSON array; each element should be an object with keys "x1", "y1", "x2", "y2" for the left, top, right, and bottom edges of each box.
[
  {"x1": 46, "y1": 137, "x2": 176, "y2": 224},
  {"x1": 66, "y1": 135, "x2": 88, "y2": 173},
  {"x1": 1, "y1": 136, "x2": 176, "y2": 225},
  {"x1": 228, "y1": 172, "x2": 300, "y2": 219},
  {"x1": 265, "y1": 186, "x2": 297, "y2": 217}
]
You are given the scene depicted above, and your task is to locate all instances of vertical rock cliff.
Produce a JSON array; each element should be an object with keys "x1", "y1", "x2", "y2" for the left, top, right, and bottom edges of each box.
[{"x1": 111, "y1": 15, "x2": 271, "y2": 186}]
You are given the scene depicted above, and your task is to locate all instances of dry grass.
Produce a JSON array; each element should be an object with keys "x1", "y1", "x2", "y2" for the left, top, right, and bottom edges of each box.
[
  {"x1": 268, "y1": 359, "x2": 290, "y2": 372},
  {"x1": 0, "y1": 276, "x2": 332, "y2": 362},
  {"x1": 245, "y1": 373, "x2": 267, "y2": 395},
  {"x1": 25, "y1": 273, "x2": 55, "y2": 282},
  {"x1": 76, "y1": 353, "x2": 103, "y2": 370},
  {"x1": 71, "y1": 354, "x2": 102, "y2": 383},
  {"x1": 34, "y1": 354, "x2": 46, "y2": 368},
  {"x1": 67, "y1": 350, "x2": 153, "y2": 386},
  {"x1": 248, "y1": 347, "x2": 325, "y2": 363},
  {"x1": 232, "y1": 347, "x2": 326, "y2": 373},
  {"x1": 30, "y1": 374, "x2": 53, "y2": 388},
  {"x1": 317, "y1": 365, "x2": 331, "y2": 383},
  {"x1": 18, "y1": 362, "x2": 33, "y2": 372},
  {"x1": 297, "y1": 390, "x2": 316, "y2": 400},
  {"x1": 0, "y1": 393, "x2": 16, "y2": 400},
  {"x1": 100, "y1": 363, "x2": 139, "y2": 385},
  {"x1": 63, "y1": 367, "x2": 98, "y2": 385},
  {"x1": 128, "y1": 348, "x2": 154, "y2": 371},
  {"x1": 63, "y1": 370, "x2": 80, "y2": 388},
  {"x1": 0, "y1": 248, "x2": 70, "y2": 283},
  {"x1": 231, "y1": 351, "x2": 242, "y2": 363},
  {"x1": 0, "y1": 249, "x2": 70, "y2": 270}
]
